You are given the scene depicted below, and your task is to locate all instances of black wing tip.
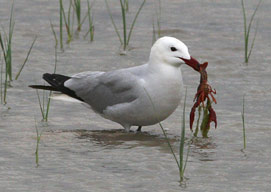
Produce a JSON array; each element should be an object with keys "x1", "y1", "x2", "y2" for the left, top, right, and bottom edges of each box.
[
  {"x1": 29, "y1": 85, "x2": 36, "y2": 88},
  {"x1": 43, "y1": 73, "x2": 51, "y2": 79},
  {"x1": 31, "y1": 73, "x2": 84, "y2": 102},
  {"x1": 41, "y1": 73, "x2": 84, "y2": 102}
]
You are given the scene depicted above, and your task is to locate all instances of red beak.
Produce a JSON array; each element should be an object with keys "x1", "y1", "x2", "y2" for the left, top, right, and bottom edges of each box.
[{"x1": 182, "y1": 56, "x2": 200, "y2": 72}]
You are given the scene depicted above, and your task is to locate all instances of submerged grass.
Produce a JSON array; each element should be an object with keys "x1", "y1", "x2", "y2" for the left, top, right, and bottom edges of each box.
[
  {"x1": 144, "y1": 87, "x2": 190, "y2": 182},
  {"x1": 105, "y1": 0, "x2": 146, "y2": 52},
  {"x1": 241, "y1": 0, "x2": 262, "y2": 64},
  {"x1": 241, "y1": 94, "x2": 246, "y2": 149}
]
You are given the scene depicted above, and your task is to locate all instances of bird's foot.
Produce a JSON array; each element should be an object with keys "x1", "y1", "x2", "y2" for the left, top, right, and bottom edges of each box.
[{"x1": 136, "y1": 126, "x2": 142, "y2": 132}]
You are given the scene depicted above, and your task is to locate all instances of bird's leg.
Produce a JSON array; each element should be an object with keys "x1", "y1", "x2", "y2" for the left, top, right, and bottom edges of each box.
[
  {"x1": 136, "y1": 126, "x2": 142, "y2": 132},
  {"x1": 123, "y1": 124, "x2": 131, "y2": 132}
]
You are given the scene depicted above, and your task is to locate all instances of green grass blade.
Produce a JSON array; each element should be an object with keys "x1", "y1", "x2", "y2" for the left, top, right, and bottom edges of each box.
[
  {"x1": 78, "y1": 0, "x2": 96, "y2": 32},
  {"x1": 6, "y1": 2, "x2": 15, "y2": 81},
  {"x1": 77, "y1": 13, "x2": 88, "y2": 31},
  {"x1": 127, "y1": 0, "x2": 146, "y2": 46},
  {"x1": 143, "y1": 87, "x2": 180, "y2": 169},
  {"x1": 194, "y1": 106, "x2": 202, "y2": 137},
  {"x1": 1, "y1": 27, "x2": 8, "y2": 47},
  {"x1": 44, "y1": 46, "x2": 58, "y2": 121},
  {"x1": 152, "y1": 19, "x2": 156, "y2": 44},
  {"x1": 61, "y1": 2, "x2": 72, "y2": 43},
  {"x1": 120, "y1": 0, "x2": 127, "y2": 50},
  {"x1": 59, "y1": 0, "x2": 63, "y2": 50},
  {"x1": 3, "y1": 70, "x2": 8, "y2": 104},
  {"x1": 200, "y1": 101, "x2": 211, "y2": 138},
  {"x1": 241, "y1": 0, "x2": 247, "y2": 62},
  {"x1": 179, "y1": 88, "x2": 187, "y2": 181},
  {"x1": 182, "y1": 139, "x2": 191, "y2": 177},
  {"x1": 159, "y1": 122, "x2": 180, "y2": 168},
  {"x1": 72, "y1": 4, "x2": 75, "y2": 35},
  {"x1": 44, "y1": 92, "x2": 52, "y2": 121},
  {"x1": 246, "y1": 0, "x2": 262, "y2": 42},
  {"x1": 0, "y1": 33, "x2": 8, "y2": 104},
  {"x1": 242, "y1": 95, "x2": 246, "y2": 149},
  {"x1": 42, "y1": 89, "x2": 45, "y2": 116},
  {"x1": 247, "y1": 21, "x2": 258, "y2": 61},
  {"x1": 105, "y1": 0, "x2": 123, "y2": 45},
  {"x1": 50, "y1": 20, "x2": 58, "y2": 48},
  {"x1": 86, "y1": 0, "x2": 94, "y2": 41},
  {"x1": 9, "y1": 2, "x2": 14, "y2": 40},
  {"x1": 0, "y1": 34, "x2": 6, "y2": 62},
  {"x1": 125, "y1": 0, "x2": 129, "y2": 12},
  {"x1": 15, "y1": 36, "x2": 37, "y2": 80},
  {"x1": 35, "y1": 117, "x2": 45, "y2": 167},
  {"x1": 242, "y1": 0, "x2": 262, "y2": 63},
  {"x1": 0, "y1": 53, "x2": 3, "y2": 103},
  {"x1": 67, "y1": 0, "x2": 74, "y2": 42},
  {"x1": 68, "y1": 0, "x2": 72, "y2": 32},
  {"x1": 35, "y1": 119, "x2": 40, "y2": 167},
  {"x1": 53, "y1": 46, "x2": 57, "y2": 74},
  {"x1": 36, "y1": 90, "x2": 45, "y2": 120},
  {"x1": 6, "y1": 43, "x2": 12, "y2": 81},
  {"x1": 74, "y1": 0, "x2": 81, "y2": 31}
]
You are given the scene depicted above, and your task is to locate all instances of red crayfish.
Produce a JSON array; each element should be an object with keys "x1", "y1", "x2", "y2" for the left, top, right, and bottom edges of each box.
[{"x1": 189, "y1": 61, "x2": 217, "y2": 133}]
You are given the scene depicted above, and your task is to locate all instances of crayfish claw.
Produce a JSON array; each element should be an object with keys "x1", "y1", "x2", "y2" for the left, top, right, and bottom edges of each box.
[
  {"x1": 208, "y1": 106, "x2": 217, "y2": 128},
  {"x1": 190, "y1": 102, "x2": 199, "y2": 130}
]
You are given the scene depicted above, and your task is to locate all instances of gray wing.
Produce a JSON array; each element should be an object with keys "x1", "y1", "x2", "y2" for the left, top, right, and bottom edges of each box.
[{"x1": 64, "y1": 70, "x2": 141, "y2": 113}]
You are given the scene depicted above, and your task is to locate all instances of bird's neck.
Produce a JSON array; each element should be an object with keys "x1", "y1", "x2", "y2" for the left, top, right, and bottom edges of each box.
[{"x1": 147, "y1": 61, "x2": 182, "y2": 82}]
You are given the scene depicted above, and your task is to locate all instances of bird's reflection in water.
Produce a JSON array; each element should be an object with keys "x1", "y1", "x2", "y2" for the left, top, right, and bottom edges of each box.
[
  {"x1": 74, "y1": 129, "x2": 178, "y2": 150},
  {"x1": 72, "y1": 129, "x2": 217, "y2": 161}
]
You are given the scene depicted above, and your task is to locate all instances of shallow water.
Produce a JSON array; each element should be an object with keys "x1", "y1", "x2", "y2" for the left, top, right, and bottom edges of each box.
[{"x1": 1, "y1": 0, "x2": 271, "y2": 191}]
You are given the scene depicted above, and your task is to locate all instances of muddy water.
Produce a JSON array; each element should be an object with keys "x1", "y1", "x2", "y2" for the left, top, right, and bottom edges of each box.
[{"x1": 1, "y1": 0, "x2": 271, "y2": 191}]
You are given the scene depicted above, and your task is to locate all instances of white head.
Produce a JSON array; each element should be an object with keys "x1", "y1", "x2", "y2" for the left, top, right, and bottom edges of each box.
[{"x1": 149, "y1": 36, "x2": 200, "y2": 70}]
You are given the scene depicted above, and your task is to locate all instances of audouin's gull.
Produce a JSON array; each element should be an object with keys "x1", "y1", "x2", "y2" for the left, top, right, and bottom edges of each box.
[{"x1": 30, "y1": 36, "x2": 200, "y2": 132}]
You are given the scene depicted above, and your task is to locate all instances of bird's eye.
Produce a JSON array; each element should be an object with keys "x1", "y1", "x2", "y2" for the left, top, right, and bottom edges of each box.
[{"x1": 170, "y1": 47, "x2": 177, "y2": 52}]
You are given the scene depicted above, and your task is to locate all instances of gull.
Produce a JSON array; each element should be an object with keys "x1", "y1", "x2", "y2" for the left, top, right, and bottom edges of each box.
[{"x1": 30, "y1": 36, "x2": 199, "y2": 132}]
